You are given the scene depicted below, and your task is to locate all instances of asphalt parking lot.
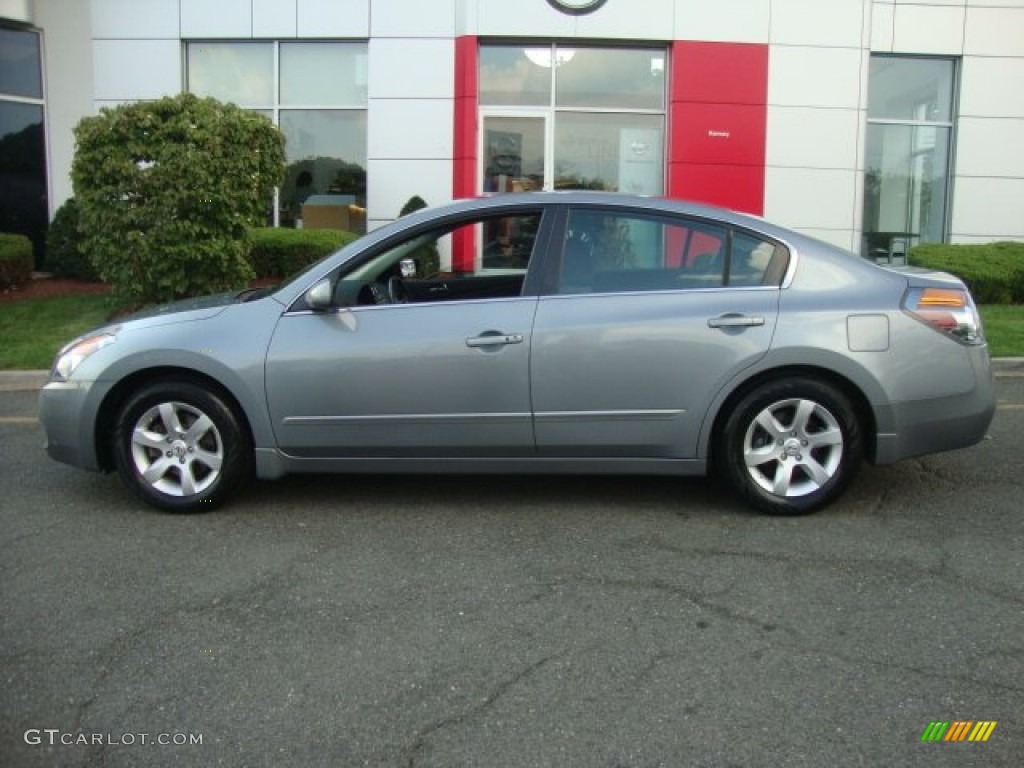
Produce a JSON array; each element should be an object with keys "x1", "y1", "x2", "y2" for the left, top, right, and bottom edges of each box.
[{"x1": 1, "y1": 372, "x2": 1022, "y2": 767}]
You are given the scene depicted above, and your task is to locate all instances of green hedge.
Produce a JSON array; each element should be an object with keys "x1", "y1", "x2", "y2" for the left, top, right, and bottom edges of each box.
[
  {"x1": 247, "y1": 227, "x2": 359, "y2": 279},
  {"x1": 0, "y1": 232, "x2": 34, "y2": 289},
  {"x1": 46, "y1": 198, "x2": 101, "y2": 281},
  {"x1": 909, "y1": 241, "x2": 1024, "y2": 304}
]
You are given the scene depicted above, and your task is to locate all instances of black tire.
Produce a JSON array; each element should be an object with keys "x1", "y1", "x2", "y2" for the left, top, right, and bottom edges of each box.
[
  {"x1": 717, "y1": 377, "x2": 863, "y2": 515},
  {"x1": 112, "y1": 380, "x2": 252, "y2": 512}
]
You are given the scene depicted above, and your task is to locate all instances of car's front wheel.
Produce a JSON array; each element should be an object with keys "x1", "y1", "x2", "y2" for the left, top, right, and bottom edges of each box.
[
  {"x1": 113, "y1": 380, "x2": 252, "y2": 512},
  {"x1": 718, "y1": 377, "x2": 863, "y2": 515}
]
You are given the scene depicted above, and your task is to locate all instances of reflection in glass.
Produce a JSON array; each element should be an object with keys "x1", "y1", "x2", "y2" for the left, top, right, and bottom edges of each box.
[
  {"x1": 479, "y1": 46, "x2": 552, "y2": 106},
  {"x1": 555, "y1": 47, "x2": 665, "y2": 110},
  {"x1": 555, "y1": 112, "x2": 664, "y2": 195},
  {"x1": 0, "y1": 102, "x2": 46, "y2": 265},
  {"x1": 0, "y1": 27, "x2": 43, "y2": 98},
  {"x1": 280, "y1": 42, "x2": 368, "y2": 106},
  {"x1": 868, "y1": 57, "x2": 954, "y2": 122},
  {"x1": 482, "y1": 116, "x2": 546, "y2": 193},
  {"x1": 863, "y1": 123, "x2": 950, "y2": 253},
  {"x1": 280, "y1": 110, "x2": 367, "y2": 233},
  {"x1": 187, "y1": 42, "x2": 273, "y2": 106}
]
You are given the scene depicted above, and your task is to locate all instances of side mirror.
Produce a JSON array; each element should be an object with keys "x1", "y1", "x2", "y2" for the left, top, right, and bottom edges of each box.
[{"x1": 304, "y1": 278, "x2": 333, "y2": 310}]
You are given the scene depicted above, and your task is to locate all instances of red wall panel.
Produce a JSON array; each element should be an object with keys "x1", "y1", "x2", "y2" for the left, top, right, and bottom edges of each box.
[
  {"x1": 453, "y1": 36, "x2": 479, "y2": 202},
  {"x1": 668, "y1": 40, "x2": 769, "y2": 215}
]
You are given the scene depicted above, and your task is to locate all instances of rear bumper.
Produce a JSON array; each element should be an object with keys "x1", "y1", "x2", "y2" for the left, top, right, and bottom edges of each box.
[{"x1": 874, "y1": 347, "x2": 995, "y2": 464}]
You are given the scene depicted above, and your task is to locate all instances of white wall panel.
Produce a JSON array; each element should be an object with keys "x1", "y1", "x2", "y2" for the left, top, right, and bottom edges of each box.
[
  {"x1": 768, "y1": 46, "x2": 863, "y2": 110},
  {"x1": 960, "y1": 57, "x2": 1024, "y2": 118},
  {"x1": 181, "y1": 0, "x2": 251, "y2": 37},
  {"x1": 367, "y1": 158, "x2": 453, "y2": 225},
  {"x1": 36, "y1": 0, "x2": 93, "y2": 210},
  {"x1": 950, "y1": 177, "x2": 1024, "y2": 239},
  {"x1": 368, "y1": 99, "x2": 453, "y2": 159},
  {"x1": 870, "y1": 1, "x2": 894, "y2": 51},
  {"x1": 764, "y1": 167, "x2": 858, "y2": 231},
  {"x1": 475, "y1": 0, "x2": 574, "y2": 37},
  {"x1": 0, "y1": 0, "x2": 32, "y2": 23},
  {"x1": 371, "y1": 0, "x2": 456, "y2": 37},
  {"x1": 770, "y1": 0, "x2": 865, "y2": 48},
  {"x1": 893, "y1": 0, "x2": 964, "y2": 6},
  {"x1": 964, "y1": 6, "x2": 1024, "y2": 56},
  {"x1": 788, "y1": 227, "x2": 856, "y2": 252},
  {"x1": 766, "y1": 106, "x2": 861, "y2": 170},
  {"x1": 892, "y1": 4, "x2": 965, "y2": 55},
  {"x1": 92, "y1": 40, "x2": 181, "y2": 101},
  {"x1": 574, "y1": 0, "x2": 675, "y2": 40},
  {"x1": 91, "y1": 0, "x2": 180, "y2": 39},
  {"x1": 297, "y1": 0, "x2": 369, "y2": 37},
  {"x1": 965, "y1": 0, "x2": 1024, "y2": 8},
  {"x1": 254, "y1": 0, "x2": 298, "y2": 37},
  {"x1": 674, "y1": 0, "x2": 769, "y2": 43},
  {"x1": 368, "y1": 38, "x2": 454, "y2": 99},
  {"x1": 955, "y1": 118, "x2": 1024, "y2": 179}
]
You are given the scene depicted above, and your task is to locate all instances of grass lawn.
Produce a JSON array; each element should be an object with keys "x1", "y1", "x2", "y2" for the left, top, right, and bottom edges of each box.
[
  {"x1": 0, "y1": 294, "x2": 1022, "y2": 371},
  {"x1": 979, "y1": 305, "x2": 1024, "y2": 358},
  {"x1": 0, "y1": 294, "x2": 117, "y2": 370}
]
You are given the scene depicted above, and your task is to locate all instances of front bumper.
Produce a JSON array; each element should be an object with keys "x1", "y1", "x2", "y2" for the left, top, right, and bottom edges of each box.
[{"x1": 38, "y1": 378, "x2": 108, "y2": 472}]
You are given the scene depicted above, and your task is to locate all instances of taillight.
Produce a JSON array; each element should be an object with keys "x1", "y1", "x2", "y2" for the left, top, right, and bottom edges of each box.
[{"x1": 903, "y1": 287, "x2": 984, "y2": 345}]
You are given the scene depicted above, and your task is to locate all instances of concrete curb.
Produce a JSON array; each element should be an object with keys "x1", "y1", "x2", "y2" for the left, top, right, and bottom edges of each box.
[
  {"x1": 0, "y1": 371, "x2": 49, "y2": 392},
  {"x1": 4, "y1": 358, "x2": 1024, "y2": 393}
]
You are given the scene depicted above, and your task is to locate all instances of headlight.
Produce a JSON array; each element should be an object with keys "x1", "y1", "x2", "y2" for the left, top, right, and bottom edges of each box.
[{"x1": 53, "y1": 333, "x2": 116, "y2": 380}]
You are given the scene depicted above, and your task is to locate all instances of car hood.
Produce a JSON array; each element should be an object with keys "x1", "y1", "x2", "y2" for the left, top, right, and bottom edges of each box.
[{"x1": 109, "y1": 291, "x2": 244, "y2": 331}]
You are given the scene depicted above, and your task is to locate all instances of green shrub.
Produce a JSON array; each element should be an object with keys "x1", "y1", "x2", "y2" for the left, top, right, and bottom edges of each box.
[
  {"x1": 45, "y1": 198, "x2": 100, "y2": 281},
  {"x1": 72, "y1": 93, "x2": 285, "y2": 305},
  {"x1": 247, "y1": 227, "x2": 359, "y2": 279},
  {"x1": 398, "y1": 195, "x2": 440, "y2": 276},
  {"x1": 0, "y1": 232, "x2": 33, "y2": 289},
  {"x1": 909, "y1": 242, "x2": 1024, "y2": 304}
]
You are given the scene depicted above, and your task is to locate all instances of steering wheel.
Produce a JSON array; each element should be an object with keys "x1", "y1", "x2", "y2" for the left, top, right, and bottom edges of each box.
[{"x1": 387, "y1": 275, "x2": 408, "y2": 304}]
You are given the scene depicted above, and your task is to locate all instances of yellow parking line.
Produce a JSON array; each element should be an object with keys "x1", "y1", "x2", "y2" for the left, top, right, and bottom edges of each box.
[{"x1": 0, "y1": 417, "x2": 37, "y2": 424}]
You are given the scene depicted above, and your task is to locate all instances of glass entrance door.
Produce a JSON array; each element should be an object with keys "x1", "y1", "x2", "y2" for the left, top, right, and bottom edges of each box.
[{"x1": 480, "y1": 113, "x2": 550, "y2": 193}]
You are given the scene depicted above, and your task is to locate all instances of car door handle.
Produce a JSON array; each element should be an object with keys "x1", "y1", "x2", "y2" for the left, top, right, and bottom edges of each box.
[
  {"x1": 465, "y1": 332, "x2": 525, "y2": 348},
  {"x1": 707, "y1": 314, "x2": 766, "y2": 329}
]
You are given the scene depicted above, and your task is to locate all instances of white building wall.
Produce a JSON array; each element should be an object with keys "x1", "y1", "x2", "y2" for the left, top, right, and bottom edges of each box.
[
  {"x1": 35, "y1": 0, "x2": 93, "y2": 213},
  {"x1": 876, "y1": 0, "x2": 1024, "y2": 244},
  {"x1": 953, "y1": 2, "x2": 1024, "y2": 242},
  {"x1": 15, "y1": 0, "x2": 1024, "y2": 243},
  {"x1": 763, "y1": 0, "x2": 871, "y2": 252},
  {"x1": 365, "y1": 0, "x2": 456, "y2": 229}
]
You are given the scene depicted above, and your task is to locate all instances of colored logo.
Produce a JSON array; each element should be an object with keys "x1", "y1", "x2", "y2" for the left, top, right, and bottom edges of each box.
[{"x1": 921, "y1": 721, "x2": 997, "y2": 742}]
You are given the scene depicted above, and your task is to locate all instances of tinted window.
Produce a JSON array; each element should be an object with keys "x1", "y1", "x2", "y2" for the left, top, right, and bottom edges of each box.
[
  {"x1": 559, "y1": 210, "x2": 726, "y2": 294},
  {"x1": 333, "y1": 212, "x2": 543, "y2": 307},
  {"x1": 558, "y1": 210, "x2": 789, "y2": 294}
]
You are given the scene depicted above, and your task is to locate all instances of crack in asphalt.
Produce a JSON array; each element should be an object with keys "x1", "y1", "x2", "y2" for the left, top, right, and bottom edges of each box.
[{"x1": 403, "y1": 652, "x2": 563, "y2": 768}]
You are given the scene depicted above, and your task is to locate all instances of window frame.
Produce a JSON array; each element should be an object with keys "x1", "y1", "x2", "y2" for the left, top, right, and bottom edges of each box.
[
  {"x1": 862, "y1": 54, "x2": 959, "y2": 258},
  {"x1": 184, "y1": 39, "x2": 368, "y2": 229},
  {"x1": 545, "y1": 205, "x2": 791, "y2": 297}
]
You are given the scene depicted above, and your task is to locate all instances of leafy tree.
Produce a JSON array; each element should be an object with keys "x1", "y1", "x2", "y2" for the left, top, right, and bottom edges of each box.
[{"x1": 72, "y1": 93, "x2": 285, "y2": 304}]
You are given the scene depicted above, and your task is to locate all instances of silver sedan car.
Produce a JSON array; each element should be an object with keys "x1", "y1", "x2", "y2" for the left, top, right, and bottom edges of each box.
[{"x1": 39, "y1": 192, "x2": 994, "y2": 515}]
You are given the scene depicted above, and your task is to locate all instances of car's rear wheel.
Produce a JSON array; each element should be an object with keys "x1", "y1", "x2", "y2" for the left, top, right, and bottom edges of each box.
[
  {"x1": 113, "y1": 380, "x2": 252, "y2": 512},
  {"x1": 718, "y1": 377, "x2": 863, "y2": 515}
]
